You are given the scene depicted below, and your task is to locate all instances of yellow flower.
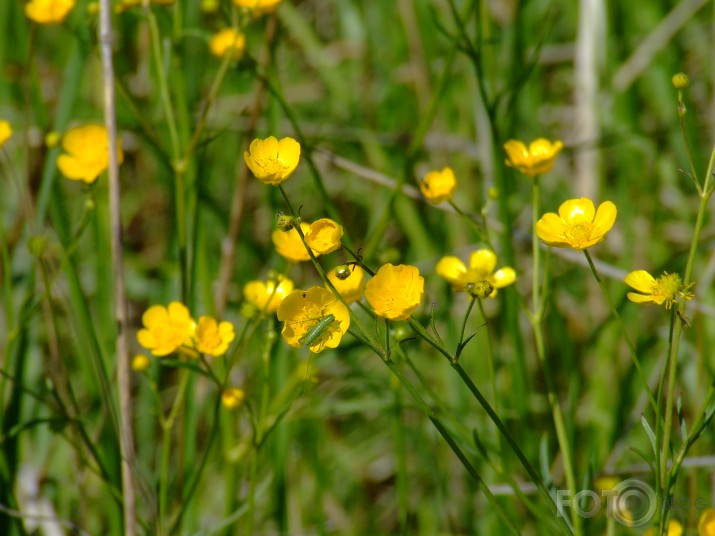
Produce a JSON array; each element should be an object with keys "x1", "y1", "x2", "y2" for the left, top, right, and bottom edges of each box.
[
  {"x1": 436, "y1": 249, "x2": 516, "y2": 297},
  {"x1": 137, "y1": 302, "x2": 195, "y2": 357},
  {"x1": 221, "y1": 387, "x2": 246, "y2": 410},
  {"x1": 244, "y1": 136, "x2": 300, "y2": 186},
  {"x1": 503, "y1": 138, "x2": 563, "y2": 177},
  {"x1": 272, "y1": 221, "x2": 316, "y2": 262},
  {"x1": 243, "y1": 274, "x2": 294, "y2": 314},
  {"x1": 277, "y1": 287, "x2": 351, "y2": 353},
  {"x1": 131, "y1": 354, "x2": 151, "y2": 372},
  {"x1": 232, "y1": 0, "x2": 281, "y2": 15},
  {"x1": 209, "y1": 28, "x2": 245, "y2": 60},
  {"x1": 0, "y1": 121, "x2": 12, "y2": 148},
  {"x1": 420, "y1": 167, "x2": 457, "y2": 204},
  {"x1": 644, "y1": 520, "x2": 683, "y2": 536},
  {"x1": 326, "y1": 265, "x2": 365, "y2": 305},
  {"x1": 305, "y1": 218, "x2": 343, "y2": 254},
  {"x1": 536, "y1": 198, "x2": 617, "y2": 250},
  {"x1": 699, "y1": 508, "x2": 715, "y2": 536},
  {"x1": 194, "y1": 316, "x2": 235, "y2": 356},
  {"x1": 365, "y1": 264, "x2": 424, "y2": 320},
  {"x1": 57, "y1": 124, "x2": 124, "y2": 184},
  {"x1": 624, "y1": 270, "x2": 693, "y2": 310},
  {"x1": 25, "y1": 0, "x2": 75, "y2": 24}
]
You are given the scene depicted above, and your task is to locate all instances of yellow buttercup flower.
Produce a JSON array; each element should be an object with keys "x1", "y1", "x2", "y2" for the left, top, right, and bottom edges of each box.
[
  {"x1": 365, "y1": 264, "x2": 424, "y2": 320},
  {"x1": 644, "y1": 520, "x2": 683, "y2": 536},
  {"x1": 272, "y1": 221, "x2": 317, "y2": 262},
  {"x1": 232, "y1": 0, "x2": 281, "y2": 15},
  {"x1": 25, "y1": 0, "x2": 75, "y2": 24},
  {"x1": 699, "y1": 508, "x2": 715, "y2": 536},
  {"x1": 326, "y1": 265, "x2": 365, "y2": 305},
  {"x1": 536, "y1": 198, "x2": 617, "y2": 250},
  {"x1": 277, "y1": 287, "x2": 351, "y2": 353},
  {"x1": 436, "y1": 249, "x2": 516, "y2": 297},
  {"x1": 209, "y1": 28, "x2": 245, "y2": 60},
  {"x1": 420, "y1": 167, "x2": 457, "y2": 204},
  {"x1": 194, "y1": 316, "x2": 235, "y2": 356},
  {"x1": 243, "y1": 274, "x2": 294, "y2": 314},
  {"x1": 57, "y1": 124, "x2": 124, "y2": 184},
  {"x1": 305, "y1": 218, "x2": 343, "y2": 254},
  {"x1": 221, "y1": 387, "x2": 246, "y2": 410},
  {"x1": 503, "y1": 138, "x2": 563, "y2": 177},
  {"x1": 244, "y1": 136, "x2": 300, "y2": 186},
  {"x1": 0, "y1": 121, "x2": 12, "y2": 148},
  {"x1": 624, "y1": 270, "x2": 693, "y2": 310},
  {"x1": 137, "y1": 302, "x2": 195, "y2": 357}
]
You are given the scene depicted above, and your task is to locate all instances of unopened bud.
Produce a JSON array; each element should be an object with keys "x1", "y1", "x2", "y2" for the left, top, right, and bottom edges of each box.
[
  {"x1": 276, "y1": 212, "x2": 294, "y2": 232},
  {"x1": 672, "y1": 72, "x2": 689, "y2": 90},
  {"x1": 335, "y1": 264, "x2": 351, "y2": 280},
  {"x1": 487, "y1": 187, "x2": 499, "y2": 200},
  {"x1": 132, "y1": 354, "x2": 151, "y2": 372},
  {"x1": 222, "y1": 387, "x2": 246, "y2": 410}
]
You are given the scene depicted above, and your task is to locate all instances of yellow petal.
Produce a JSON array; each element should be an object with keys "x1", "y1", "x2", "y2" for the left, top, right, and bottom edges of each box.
[
  {"x1": 468, "y1": 249, "x2": 497, "y2": 274},
  {"x1": 143, "y1": 304, "x2": 169, "y2": 328},
  {"x1": 624, "y1": 270, "x2": 656, "y2": 294},
  {"x1": 593, "y1": 200, "x2": 617, "y2": 235},
  {"x1": 435, "y1": 256, "x2": 467, "y2": 286},
  {"x1": 559, "y1": 198, "x2": 595, "y2": 223},
  {"x1": 503, "y1": 139, "x2": 528, "y2": 165},
  {"x1": 626, "y1": 292, "x2": 655, "y2": 304},
  {"x1": 536, "y1": 213, "x2": 567, "y2": 245},
  {"x1": 492, "y1": 267, "x2": 516, "y2": 288}
]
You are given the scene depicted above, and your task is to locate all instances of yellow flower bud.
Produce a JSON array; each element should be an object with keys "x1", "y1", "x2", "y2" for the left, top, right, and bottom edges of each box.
[
  {"x1": 131, "y1": 354, "x2": 151, "y2": 372},
  {"x1": 420, "y1": 167, "x2": 457, "y2": 204},
  {"x1": 45, "y1": 131, "x2": 61, "y2": 148},
  {"x1": 672, "y1": 72, "x2": 689, "y2": 89},
  {"x1": 222, "y1": 387, "x2": 246, "y2": 410}
]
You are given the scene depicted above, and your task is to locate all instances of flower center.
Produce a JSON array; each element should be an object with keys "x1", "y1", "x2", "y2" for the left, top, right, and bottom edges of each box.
[
  {"x1": 653, "y1": 273, "x2": 689, "y2": 309},
  {"x1": 564, "y1": 220, "x2": 592, "y2": 245}
]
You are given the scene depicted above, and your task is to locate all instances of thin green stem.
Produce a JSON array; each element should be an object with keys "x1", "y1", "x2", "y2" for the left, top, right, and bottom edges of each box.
[
  {"x1": 583, "y1": 250, "x2": 656, "y2": 411},
  {"x1": 158, "y1": 368, "x2": 190, "y2": 534},
  {"x1": 476, "y1": 300, "x2": 498, "y2": 412}
]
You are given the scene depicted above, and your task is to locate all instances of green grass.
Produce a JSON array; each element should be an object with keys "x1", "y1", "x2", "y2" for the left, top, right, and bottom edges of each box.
[{"x1": 1, "y1": 0, "x2": 715, "y2": 534}]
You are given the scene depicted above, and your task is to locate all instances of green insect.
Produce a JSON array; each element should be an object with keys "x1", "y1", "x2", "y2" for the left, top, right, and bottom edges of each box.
[{"x1": 298, "y1": 314, "x2": 336, "y2": 348}]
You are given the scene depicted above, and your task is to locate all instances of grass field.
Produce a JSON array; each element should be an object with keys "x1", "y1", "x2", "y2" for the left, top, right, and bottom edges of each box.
[{"x1": 1, "y1": 0, "x2": 715, "y2": 534}]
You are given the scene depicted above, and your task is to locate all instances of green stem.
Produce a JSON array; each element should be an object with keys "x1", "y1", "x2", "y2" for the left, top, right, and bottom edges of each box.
[
  {"x1": 659, "y1": 144, "x2": 715, "y2": 532},
  {"x1": 583, "y1": 250, "x2": 656, "y2": 411},
  {"x1": 158, "y1": 368, "x2": 190, "y2": 535},
  {"x1": 476, "y1": 299, "x2": 498, "y2": 412}
]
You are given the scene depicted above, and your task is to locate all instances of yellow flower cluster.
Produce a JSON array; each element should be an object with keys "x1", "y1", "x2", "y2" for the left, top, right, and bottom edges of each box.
[
  {"x1": 137, "y1": 302, "x2": 235, "y2": 357},
  {"x1": 57, "y1": 124, "x2": 124, "y2": 184}
]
